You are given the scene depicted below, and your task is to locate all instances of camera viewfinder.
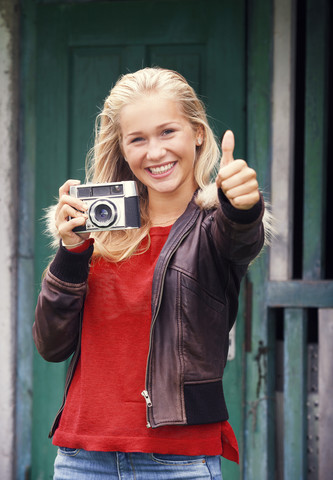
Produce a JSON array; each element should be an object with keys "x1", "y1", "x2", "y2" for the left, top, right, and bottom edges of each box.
[
  {"x1": 92, "y1": 185, "x2": 111, "y2": 196},
  {"x1": 111, "y1": 185, "x2": 123, "y2": 195},
  {"x1": 77, "y1": 187, "x2": 91, "y2": 198}
]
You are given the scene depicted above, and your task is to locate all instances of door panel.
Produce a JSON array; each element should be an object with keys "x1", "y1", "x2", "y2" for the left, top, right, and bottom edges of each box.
[
  {"x1": 33, "y1": 2, "x2": 245, "y2": 478},
  {"x1": 69, "y1": 47, "x2": 123, "y2": 176}
]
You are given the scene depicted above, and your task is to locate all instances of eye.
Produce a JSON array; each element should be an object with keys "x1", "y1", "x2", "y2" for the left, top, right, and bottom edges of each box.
[
  {"x1": 131, "y1": 137, "x2": 144, "y2": 144},
  {"x1": 162, "y1": 129, "x2": 174, "y2": 136}
]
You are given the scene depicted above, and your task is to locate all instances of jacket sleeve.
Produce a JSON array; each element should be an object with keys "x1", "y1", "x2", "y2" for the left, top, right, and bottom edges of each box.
[
  {"x1": 211, "y1": 189, "x2": 265, "y2": 265},
  {"x1": 33, "y1": 243, "x2": 94, "y2": 362}
]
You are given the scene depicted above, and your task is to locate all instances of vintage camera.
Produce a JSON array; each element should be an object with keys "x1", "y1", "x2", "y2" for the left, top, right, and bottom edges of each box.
[{"x1": 69, "y1": 181, "x2": 141, "y2": 233}]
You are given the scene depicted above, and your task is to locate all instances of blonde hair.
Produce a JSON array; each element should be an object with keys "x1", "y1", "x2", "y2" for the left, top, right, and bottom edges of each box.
[{"x1": 86, "y1": 67, "x2": 220, "y2": 261}]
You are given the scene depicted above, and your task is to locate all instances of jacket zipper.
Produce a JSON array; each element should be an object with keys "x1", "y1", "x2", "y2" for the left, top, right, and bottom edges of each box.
[
  {"x1": 142, "y1": 264, "x2": 168, "y2": 428},
  {"x1": 141, "y1": 390, "x2": 152, "y2": 407},
  {"x1": 143, "y1": 208, "x2": 200, "y2": 428}
]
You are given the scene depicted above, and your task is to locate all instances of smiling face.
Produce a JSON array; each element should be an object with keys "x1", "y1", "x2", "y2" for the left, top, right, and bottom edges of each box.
[{"x1": 120, "y1": 94, "x2": 200, "y2": 201}]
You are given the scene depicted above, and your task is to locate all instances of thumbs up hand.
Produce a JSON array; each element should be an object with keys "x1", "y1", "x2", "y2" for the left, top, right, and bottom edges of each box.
[{"x1": 215, "y1": 130, "x2": 260, "y2": 210}]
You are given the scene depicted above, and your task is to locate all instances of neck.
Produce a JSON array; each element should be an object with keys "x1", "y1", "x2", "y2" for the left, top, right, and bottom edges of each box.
[{"x1": 148, "y1": 187, "x2": 197, "y2": 227}]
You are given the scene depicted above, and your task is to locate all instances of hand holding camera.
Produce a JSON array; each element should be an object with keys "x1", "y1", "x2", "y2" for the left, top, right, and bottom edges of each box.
[
  {"x1": 55, "y1": 179, "x2": 90, "y2": 249},
  {"x1": 55, "y1": 179, "x2": 141, "y2": 250}
]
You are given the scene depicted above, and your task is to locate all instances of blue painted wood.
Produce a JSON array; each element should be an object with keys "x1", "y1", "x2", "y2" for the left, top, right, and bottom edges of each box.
[
  {"x1": 302, "y1": 0, "x2": 329, "y2": 280},
  {"x1": 283, "y1": 309, "x2": 307, "y2": 479},
  {"x1": 267, "y1": 281, "x2": 333, "y2": 308},
  {"x1": 243, "y1": 0, "x2": 274, "y2": 478},
  {"x1": 318, "y1": 310, "x2": 333, "y2": 478}
]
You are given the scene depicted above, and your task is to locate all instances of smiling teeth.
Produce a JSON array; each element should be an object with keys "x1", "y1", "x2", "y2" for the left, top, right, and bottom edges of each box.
[{"x1": 149, "y1": 162, "x2": 175, "y2": 175}]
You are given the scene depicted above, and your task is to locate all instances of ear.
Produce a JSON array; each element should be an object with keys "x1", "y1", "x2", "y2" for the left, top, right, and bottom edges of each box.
[{"x1": 196, "y1": 126, "x2": 204, "y2": 146}]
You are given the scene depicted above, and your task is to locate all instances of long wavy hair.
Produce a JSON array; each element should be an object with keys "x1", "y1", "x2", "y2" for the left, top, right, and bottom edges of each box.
[{"x1": 86, "y1": 67, "x2": 220, "y2": 261}]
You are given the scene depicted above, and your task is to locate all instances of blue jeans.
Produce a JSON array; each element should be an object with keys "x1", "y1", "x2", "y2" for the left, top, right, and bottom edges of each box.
[{"x1": 54, "y1": 448, "x2": 223, "y2": 479}]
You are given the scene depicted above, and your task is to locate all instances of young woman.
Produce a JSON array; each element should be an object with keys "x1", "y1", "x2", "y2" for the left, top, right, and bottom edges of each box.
[{"x1": 33, "y1": 67, "x2": 265, "y2": 480}]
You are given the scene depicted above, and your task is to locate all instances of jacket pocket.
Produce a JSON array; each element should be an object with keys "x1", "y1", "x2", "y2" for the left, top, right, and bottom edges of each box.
[{"x1": 180, "y1": 274, "x2": 227, "y2": 382}]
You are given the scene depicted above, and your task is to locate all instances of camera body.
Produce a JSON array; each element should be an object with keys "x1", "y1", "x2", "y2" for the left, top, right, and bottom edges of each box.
[{"x1": 69, "y1": 181, "x2": 141, "y2": 233}]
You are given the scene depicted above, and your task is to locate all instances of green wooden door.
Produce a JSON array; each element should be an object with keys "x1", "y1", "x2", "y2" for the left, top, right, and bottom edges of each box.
[{"x1": 32, "y1": 1, "x2": 246, "y2": 478}]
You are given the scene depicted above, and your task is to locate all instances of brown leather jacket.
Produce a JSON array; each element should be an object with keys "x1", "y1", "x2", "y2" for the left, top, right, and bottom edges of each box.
[{"x1": 33, "y1": 190, "x2": 265, "y2": 436}]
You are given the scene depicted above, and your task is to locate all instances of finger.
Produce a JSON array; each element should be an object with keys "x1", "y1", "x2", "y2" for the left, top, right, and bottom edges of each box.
[
  {"x1": 228, "y1": 190, "x2": 260, "y2": 210},
  {"x1": 226, "y1": 178, "x2": 259, "y2": 202},
  {"x1": 57, "y1": 216, "x2": 88, "y2": 243},
  {"x1": 218, "y1": 162, "x2": 256, "y2": 190},
  {"x1": 221, "y1": 130, "x2": 235, "y2": 166},
  {"x1": 56, "y1": 203, "x2": 88, "y2": 224},
  {"x1": 215, "y1": 159, "x2": 246, "y2": 192},
  {"x1": 59, "y1": 179, "x2": 81, "y2": 198},
  {"x1": 56, "y1": 194, "x2": 88, "y2": 219},
  {"x1": 56, "y1": 206, "x2": 88, "y2": 236}
]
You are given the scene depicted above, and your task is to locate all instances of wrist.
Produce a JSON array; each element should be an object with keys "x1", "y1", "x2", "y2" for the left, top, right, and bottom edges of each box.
[
  {"x1": 61, "y1": 238, "x2": 86, "y2": 249},
  {"x1": 50, "y1": 240, "x2": 94, "y2": 283},
  {"x1": 219, "y1": 188, "x2": 263, "y2": 224}
]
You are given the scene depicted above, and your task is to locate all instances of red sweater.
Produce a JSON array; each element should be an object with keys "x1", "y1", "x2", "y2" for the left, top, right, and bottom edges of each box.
[{"x1": 53, "y1": 226, "x2": 239, "y2": 462}]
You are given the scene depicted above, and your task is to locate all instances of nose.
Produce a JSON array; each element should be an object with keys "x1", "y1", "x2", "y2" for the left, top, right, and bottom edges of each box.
[{"x1": 146, "y1": 139, "x2": 166, "y2": 162}]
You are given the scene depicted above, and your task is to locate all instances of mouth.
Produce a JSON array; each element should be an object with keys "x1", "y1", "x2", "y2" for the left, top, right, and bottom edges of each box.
[{"x1": 146, "y1": 162, "x2": 176, "y2": 176}]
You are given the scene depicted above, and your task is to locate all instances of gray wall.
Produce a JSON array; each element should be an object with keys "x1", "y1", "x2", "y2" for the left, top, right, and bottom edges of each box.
[{"x1": 0, "y1": 0, "x2": 19, "y2": 478}]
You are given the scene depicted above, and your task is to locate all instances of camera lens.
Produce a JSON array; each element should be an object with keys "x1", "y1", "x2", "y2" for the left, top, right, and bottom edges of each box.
[
  {"x1": 96, "y1": 206, "x2": 111, "y2": 222},
  {"x1": 90, "y1": 200, "x2": 117, "y2": 228}
]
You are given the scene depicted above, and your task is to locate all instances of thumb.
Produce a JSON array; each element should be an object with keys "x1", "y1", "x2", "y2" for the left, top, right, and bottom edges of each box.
[{"x1": 221, "y1": 130, "x2": 235, "y2": 166}]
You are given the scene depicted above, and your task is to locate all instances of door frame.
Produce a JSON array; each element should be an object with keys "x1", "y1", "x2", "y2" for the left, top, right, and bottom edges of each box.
[{"x1": 19, "y1": 0, "x2": 273, "y2": 478}]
